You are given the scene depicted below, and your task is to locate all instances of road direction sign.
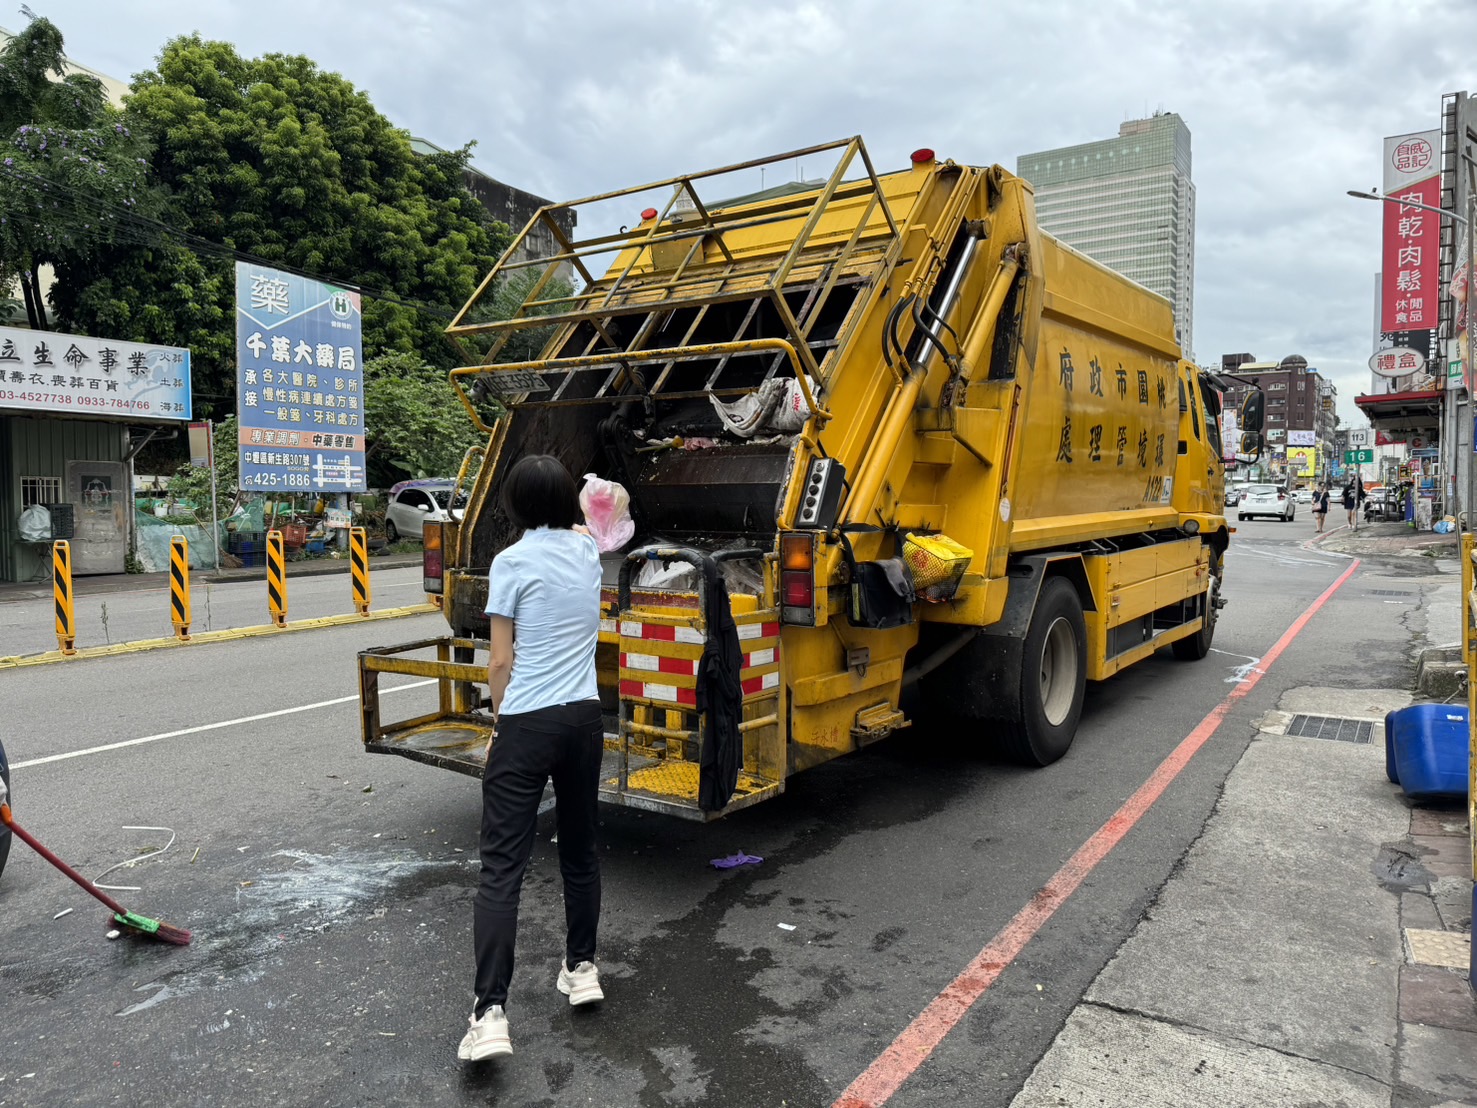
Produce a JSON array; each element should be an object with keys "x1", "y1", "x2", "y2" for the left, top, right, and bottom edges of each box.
[
  {"x1": 1345, "y1": 449, "x2": 1374, "y2": 464},
  {"x1": 1348, "y1": 428, "x2": 1372, "y2": 448}
]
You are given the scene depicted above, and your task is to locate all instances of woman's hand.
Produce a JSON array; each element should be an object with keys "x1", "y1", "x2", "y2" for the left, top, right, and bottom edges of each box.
[{"x1": 572, "y1": 524, "x2": 591, "y2": 536}]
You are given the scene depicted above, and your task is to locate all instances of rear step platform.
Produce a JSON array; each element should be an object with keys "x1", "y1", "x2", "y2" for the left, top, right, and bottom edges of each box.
[{"x1": 364, "y1": 721, "x2": 782, "y2": 819}]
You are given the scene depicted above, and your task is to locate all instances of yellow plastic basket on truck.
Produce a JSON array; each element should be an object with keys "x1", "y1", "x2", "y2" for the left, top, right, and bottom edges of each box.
[{"x1": 903, "y1": 532, "x2": 973, "y2": 602}]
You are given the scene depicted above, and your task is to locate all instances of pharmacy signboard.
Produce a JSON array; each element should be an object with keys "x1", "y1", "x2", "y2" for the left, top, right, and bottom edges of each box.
[{"x1": 235, "y1": 263, "x2": 366, "y2": 492}]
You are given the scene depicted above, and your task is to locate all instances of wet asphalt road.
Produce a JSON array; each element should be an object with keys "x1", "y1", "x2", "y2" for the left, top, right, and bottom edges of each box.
[{"x1": 0, "y1": 518, "x2": 1422, "y2": 1106}]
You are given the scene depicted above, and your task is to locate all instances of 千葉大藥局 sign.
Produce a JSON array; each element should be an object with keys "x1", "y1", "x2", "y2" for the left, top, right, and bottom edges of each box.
[{"x1": 0, "y1": 324, "x2": 190, "y2": 420}]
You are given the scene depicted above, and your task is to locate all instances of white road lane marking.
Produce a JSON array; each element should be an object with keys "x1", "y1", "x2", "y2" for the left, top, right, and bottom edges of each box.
[{"x1": 11, "y1": 679, "x2": 438, "y2": 769}]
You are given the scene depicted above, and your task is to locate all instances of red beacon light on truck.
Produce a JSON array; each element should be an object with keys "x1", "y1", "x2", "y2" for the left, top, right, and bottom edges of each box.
[
  {"x1": 910, "y1": 148, "x2": 935, "y2": 165},
  {"x1": 640, "y1": 207, "x2": 658, "y2": 221}
]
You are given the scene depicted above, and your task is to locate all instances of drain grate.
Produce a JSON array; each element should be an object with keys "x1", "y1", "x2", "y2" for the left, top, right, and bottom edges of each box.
[
  {"x1": 1369, "y1": 590, "x2": 1414, "y2": 598},
  {"x1": 1286, "y1": 714, "x2": 1374, "y2": 743}
]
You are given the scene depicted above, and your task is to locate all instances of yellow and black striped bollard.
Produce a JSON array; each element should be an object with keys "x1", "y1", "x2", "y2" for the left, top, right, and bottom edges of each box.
[
  {"x1": 350, "y1": 526, "x2": 371, "y2": 616},
  {"x1": 52, "y1": 538, "x2": 76, "y2": 656},
  {"x1": 170, "y1": 535, "x2": 191, "y2": 640},
  {"x1": 266, "y1": 529, "x2": 287, "y2": 628}
]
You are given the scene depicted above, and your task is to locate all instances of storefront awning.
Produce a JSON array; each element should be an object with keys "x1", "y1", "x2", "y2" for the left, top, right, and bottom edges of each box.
[{"x1": 1354, "y1": 388, "x2": 1443, "y2": 431}]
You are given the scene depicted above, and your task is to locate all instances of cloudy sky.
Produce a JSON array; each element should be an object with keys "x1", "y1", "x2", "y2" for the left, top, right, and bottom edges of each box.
[{"x1": 22, "y1": 0, "x2": 1477, "y2": 425}]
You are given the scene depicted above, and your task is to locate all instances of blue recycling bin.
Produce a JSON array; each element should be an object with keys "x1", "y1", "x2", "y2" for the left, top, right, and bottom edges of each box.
[{"x1": 1384, "y1": 703, "x2": 1470, "y2": 800}]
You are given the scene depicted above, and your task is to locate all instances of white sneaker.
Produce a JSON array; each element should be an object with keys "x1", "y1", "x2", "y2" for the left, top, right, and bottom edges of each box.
[
  {"x1": 556, "y1": 960, "x2": 604, "y2": 1006},
  {"x1": 457, "y1": 1004, "x2": 512, "y2": 1060}
]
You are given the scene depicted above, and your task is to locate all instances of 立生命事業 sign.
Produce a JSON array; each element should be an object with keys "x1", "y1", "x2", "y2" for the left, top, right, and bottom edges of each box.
[
  {"x1": 0, "y1": 324, "x2": 190, "y2": 420},
  {"x1": 235, "y1": 262, "x2": 366, "y2": 492}
]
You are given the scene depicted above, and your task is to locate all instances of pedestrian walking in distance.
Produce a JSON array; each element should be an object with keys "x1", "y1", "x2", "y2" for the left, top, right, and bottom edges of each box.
[
  {"x1": 459, "y1": 454, "x2": 606, "y2": 1063},
  {"x1": 1342, "y1": 477, "x2": 1359, "y2": 532},
  {"x1": 1312, "y1": 483, "x2": 1330, "y2": 533}
]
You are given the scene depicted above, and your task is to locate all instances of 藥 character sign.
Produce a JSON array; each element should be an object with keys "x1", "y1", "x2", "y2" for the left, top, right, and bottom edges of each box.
[{"x1": 235, "y1": 263, "x2": 366, "y2": 492}]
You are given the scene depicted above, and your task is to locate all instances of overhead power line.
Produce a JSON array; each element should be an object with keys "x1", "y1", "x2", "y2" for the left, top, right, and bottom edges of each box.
[{"x1": 0, "y1": 162, "x2": 467, "y2": 321}]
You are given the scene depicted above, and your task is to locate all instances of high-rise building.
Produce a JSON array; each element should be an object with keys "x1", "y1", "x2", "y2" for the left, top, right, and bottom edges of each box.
[{"x1": 1017, "y1": 113, "x2": 1196, "y2": 358}]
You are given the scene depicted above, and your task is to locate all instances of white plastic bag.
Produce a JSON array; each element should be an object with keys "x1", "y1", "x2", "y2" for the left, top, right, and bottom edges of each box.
[
  {"x1": 636, "y1": 560, "x2": 699, "y2": 590},
  {"x1": 709, "y1": 377, "x2": 813, "y2": 438},
  {"x1": 17, "y1": 504, "x2": 51, "y2": 542},
  {"x1": 580, "y1": 474, "x2": 635, "y2": 552}
]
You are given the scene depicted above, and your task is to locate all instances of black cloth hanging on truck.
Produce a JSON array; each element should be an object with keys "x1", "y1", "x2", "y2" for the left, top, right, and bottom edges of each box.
[{"x1": 696, "y1": 559, "x2": 744, "y2": 812}]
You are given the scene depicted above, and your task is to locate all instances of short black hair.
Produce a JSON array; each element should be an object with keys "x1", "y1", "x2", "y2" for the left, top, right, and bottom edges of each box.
[{"x1": 502, "y1": 454, "x2": 579, "y2": 530}]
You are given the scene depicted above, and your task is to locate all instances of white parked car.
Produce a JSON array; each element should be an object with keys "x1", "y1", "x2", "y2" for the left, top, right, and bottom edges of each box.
[
  {"x1": 384, "y1": 480, "x2": 467, "y2": 541},
  {"x1": 1238, "y1": 483, "x2": 1295, "y2": 522},
  {"x1": 1295, "y1": 487, "x2": 1313, "y2": 504}
]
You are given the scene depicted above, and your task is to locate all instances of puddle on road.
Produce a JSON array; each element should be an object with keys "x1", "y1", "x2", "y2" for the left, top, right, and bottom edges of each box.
[{"x1": 113, "y1": 848, "x2": 471, "y2": 1017}]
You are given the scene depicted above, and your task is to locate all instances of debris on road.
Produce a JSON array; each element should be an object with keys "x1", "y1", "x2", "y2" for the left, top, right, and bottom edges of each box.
[{"x1": 710, "y1": 852, "x2": 763, "y2": 869}]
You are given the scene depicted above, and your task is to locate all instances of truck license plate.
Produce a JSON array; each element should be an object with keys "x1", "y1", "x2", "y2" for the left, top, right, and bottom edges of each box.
[{"x1": 486, "y1": 370, "x2": 551, "y2": 395}]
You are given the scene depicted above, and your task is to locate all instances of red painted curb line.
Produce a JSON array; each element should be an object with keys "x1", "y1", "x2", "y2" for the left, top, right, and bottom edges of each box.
[{"x1": 832, "y1": 557, "x2": 1363, "y2": 1108}]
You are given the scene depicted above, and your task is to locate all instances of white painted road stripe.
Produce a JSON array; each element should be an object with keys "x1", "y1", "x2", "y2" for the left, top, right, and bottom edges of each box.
[{"x1": 10, "y1": 679, "x2": 438, "y2": 770}]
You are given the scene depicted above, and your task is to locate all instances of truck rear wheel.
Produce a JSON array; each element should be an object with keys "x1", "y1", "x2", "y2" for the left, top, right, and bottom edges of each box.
[
  {"x1": 1171, "y1": 551, "x2": 1221, "y2": 661},
  {"x1": 1000, "y1": 578, "x2": 1086, "y2": 766}
]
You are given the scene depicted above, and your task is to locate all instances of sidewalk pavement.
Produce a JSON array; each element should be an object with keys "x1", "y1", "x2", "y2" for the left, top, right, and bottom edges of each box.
[
  {"x1": 1309, "y1": 519, "x2": 1462, "y2": 560},
  {"x1": 0, "y1": 551, "x2": 425, "y2": 604},
  {"x1": 1008, "y1": 657, "x2": 1475, "y2": 1108}
]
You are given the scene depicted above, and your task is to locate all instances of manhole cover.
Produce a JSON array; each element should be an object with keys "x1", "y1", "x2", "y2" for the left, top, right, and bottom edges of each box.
[
  {"x1": 1369, "y1": 590, "x2": 1414, "y2": 597},
  {"x1": 1286, "y1": 714, "x2": 1374, "y2": 743}
]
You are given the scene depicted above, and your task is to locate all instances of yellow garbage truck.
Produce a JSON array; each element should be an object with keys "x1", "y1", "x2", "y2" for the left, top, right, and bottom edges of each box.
[{"x1": 357, "y1": 137, "x2": 1237, "y2": 819}]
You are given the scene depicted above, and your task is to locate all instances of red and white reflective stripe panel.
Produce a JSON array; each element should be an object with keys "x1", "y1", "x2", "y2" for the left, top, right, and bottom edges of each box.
[
  {"x1": 741, "y1": 672, "x2": 781, "y2": 697},
  {"x1": 620, "y1": 620, "x2": 780, "y2": 643},
  {"x1": 620, "y1": 620, "x2": 705, "y2": 644},
  {"x1": 599, "y1": 618, "x2": 617, "y2": 635},
  {"x1": 621, "y1": 652, "x2": 698, "y2": 676},
  {"x1": 622, "y1": 648, "x2": 776, "y2": 674},
  {"x1": 618, "y1": 679, "x2": 698, "y2": 706},
  {"x1": 619, "y1": 673, "x2": 777, "y2": 704}
]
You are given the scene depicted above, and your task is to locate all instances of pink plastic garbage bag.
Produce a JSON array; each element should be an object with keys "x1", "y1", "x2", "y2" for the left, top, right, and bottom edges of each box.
[{"x1": 580, "y1": 473, "x2": 635, "y2": 552}]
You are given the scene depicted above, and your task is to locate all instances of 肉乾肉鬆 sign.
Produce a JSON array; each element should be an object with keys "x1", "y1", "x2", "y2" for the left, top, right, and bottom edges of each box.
[
  {"x1": 0, "y1": 324, "x2": 190, "y2": 420},
  {"x1": 235, "y1": 262, "x2": 366, "y2": 493},
  {"x1": 1381, "y1": 130, "x2": 1441, "y2": 335}
]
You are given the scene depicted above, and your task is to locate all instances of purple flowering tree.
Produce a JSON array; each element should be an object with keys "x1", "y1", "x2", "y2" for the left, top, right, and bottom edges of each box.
[{"x1": 0, "y1": 18, "x2": 155, "y2": 329}]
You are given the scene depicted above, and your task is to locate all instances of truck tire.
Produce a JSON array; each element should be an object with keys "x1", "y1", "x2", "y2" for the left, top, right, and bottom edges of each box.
[
  {"x1": 999, "y1": 577, "x2": 1086, "y2": 766},
  {"x1": 0, "y1": 736, "x2": 10, "y2": 882},
  {"x1": 1172, "y1": 551, "x2": 1221, "y2": 661}
]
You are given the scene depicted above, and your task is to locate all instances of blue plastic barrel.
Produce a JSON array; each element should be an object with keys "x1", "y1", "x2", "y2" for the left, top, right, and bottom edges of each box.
[{"x1": 1384, "y1": 703, "x2": 1470, "y2": 800}]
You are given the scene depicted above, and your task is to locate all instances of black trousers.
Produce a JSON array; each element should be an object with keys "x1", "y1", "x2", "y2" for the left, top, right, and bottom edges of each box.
[{"x1": 473, "y1": 699, "x2": 603, "y2": 1016}]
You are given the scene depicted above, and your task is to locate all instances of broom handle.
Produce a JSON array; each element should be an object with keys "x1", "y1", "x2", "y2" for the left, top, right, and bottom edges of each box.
[{"x1": 0, "y1": 804, "x2": 130, "y2": 917}]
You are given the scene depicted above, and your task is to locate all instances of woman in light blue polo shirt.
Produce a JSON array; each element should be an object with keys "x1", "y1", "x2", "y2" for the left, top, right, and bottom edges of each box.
[{"x1": 458, "y1": 455, "x2": 605, "y2": 1062}]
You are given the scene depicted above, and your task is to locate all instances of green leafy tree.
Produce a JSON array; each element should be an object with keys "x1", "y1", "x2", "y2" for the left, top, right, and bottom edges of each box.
[
  {"x1": 165, "y1": 416, "x2": 239, "y2": 524},
  {"x1": 363, "y1": 352, "x2": 484, "y2": 486},
  {"x1": 0, "y1": 18, "x2": 157, "y2": 329},
  {"x1": 50, "y1": 34, "x2": 509, "y2": 417}
]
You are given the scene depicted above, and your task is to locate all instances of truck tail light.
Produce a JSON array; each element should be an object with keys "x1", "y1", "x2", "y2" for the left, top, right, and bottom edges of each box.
[
  {"x1": 423, "y1": 521, "x2": 444, "y2": 594},
  {"x1": 779, "y1": 533, "x2": 816, "y2": 625}
]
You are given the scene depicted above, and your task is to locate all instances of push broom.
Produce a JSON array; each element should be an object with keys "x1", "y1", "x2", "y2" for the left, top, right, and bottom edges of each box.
[{"x1": 0, "y1": 803, "x2": 192, "y2": 945}]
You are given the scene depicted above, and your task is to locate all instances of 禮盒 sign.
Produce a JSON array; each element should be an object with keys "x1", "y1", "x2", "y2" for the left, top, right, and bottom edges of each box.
[{"x1": 235, "y1": 263, "x2": 366, "y2": 493}]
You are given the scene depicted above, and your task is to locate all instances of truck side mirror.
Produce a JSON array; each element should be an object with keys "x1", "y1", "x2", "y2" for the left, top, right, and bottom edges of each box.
[
  {"x1": 1239, "y1": 431, "x2": 1264, "y2": 455},
  {"x1": 1238, "y1": 391, "x2": 1265, "y2": 434}
]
